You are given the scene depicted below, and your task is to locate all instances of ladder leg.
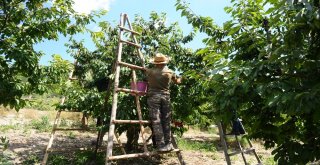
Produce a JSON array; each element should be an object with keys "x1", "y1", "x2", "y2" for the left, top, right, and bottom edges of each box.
[
  {"x1": 171, "y1": 134, "x2": 186, "y2": 165},
  {"x1": 105, "y1": 63, "x2": 121, "y2": 165},
  {"x1": 246, "y1": 137, "x2": 262, "y2": 164},
  {"x1": 41, "y1": 110, "x2": 62, "y2": 165},
  {"x1": 132, "y1": 70, "x2": 148, "y2": 152},
  {"x1": 217, "y1": 122, "x2": 232, "y2": 165},
  {"x1": 115, "y1": 133, "x2": 126, "y2": 154},
  {"x1": 235, "y1": 135, "x2": 248, "y2": 164},
  {"x1": 125, "y1": 14, "x2": 145, "y2": 66},
  {"x1": 81, "y1": 112, "x2": 89, "y2": 129},
  {"x1": 105, "y1": 13, "x2": 125, "y2": 165},
  {"x1": 105, "y1": 81, "x2": 119, "y2": 165}
]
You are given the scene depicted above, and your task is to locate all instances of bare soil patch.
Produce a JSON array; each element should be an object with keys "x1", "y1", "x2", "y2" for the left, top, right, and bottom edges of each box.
[{"x1": 1, "y1": 108, "x2": 274, "y2": 164}]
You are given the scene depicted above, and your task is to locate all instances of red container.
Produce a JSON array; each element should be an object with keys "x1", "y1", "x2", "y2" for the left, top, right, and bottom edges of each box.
[{"x1": 130, "y1": 81, "x2": 147, "y2": 96}]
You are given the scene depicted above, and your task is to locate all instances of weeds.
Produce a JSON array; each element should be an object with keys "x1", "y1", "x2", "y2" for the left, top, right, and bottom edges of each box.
[
  {"x1": 67, "y1": 132, "x2": 76, "y2": 139},
  {"x1": 24, "y1": 94, "x2": 60, "y2": 111},
  {"x1": 0, "y1": 153, "x2": 10, "y2": 165},
  {"x1": 29, "y1": 116, "x2": 51, "y2": 132},
  {"x1": 0, "y1": 136, "x2": 9, "y2": 151},
  {"x1": 22, "y1": 154, "x2": 40, "y2": 165},
  {"x1": 0, "y1": 124, "x2": 19, "y2": 132},
  {"x1": 48, "y1": 155, "x2": 69, "y2": 165},
  {"x1": 263, "y1": 156, "x2": 276, "y2": 165},
  {"x1": 59, "y1": 118, "x2": 69, "y2": 127},
  {"x1": 177, "y1": 137, "x2": 217, "y2": 152},
  {"x1": 47, "y1": 151, "x2": 104, "y2": 165}
]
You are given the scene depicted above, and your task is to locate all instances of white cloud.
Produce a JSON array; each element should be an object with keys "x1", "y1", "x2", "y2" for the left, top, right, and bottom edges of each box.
[{"x1": 73, "y1": 0, "x2": 113, "y2": 15}]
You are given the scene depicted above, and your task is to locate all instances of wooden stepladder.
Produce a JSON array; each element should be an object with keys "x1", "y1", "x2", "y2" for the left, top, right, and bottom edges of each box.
[
  {"x1": 105, "y1": 13, "x2": 185, "y2": 165},
  {"x1": 42, "y1": 63, "x2": 90, "y2": 165},
  {"x1": 217, "y1": 120, "x2": 262, "y2": 165}
]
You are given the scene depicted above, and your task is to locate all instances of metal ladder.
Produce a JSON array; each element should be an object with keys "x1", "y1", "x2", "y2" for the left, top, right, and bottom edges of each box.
[
  {"x1": 217, "y1": 120, "x2": 262, "y2": 165},
  {"x1": 105, "y1": 13, "x2": 185, "y2": 165}
]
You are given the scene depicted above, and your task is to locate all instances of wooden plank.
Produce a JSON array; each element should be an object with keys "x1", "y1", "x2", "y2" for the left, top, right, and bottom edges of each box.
[
  {"x1": 112, "y1": 120, "x2": 150, "y2": 124},
  {"x1": 171, "y1": 134, "x2": 186, "y2": 165},
  {"x1": 117, "y1": 87, "x2": 146, "y2": 95},
  {"x1": 120, "y1": 39, "x2": 142, "y2": 48},
  {"x1": 108, "y1": 149, "x2": 181, "y2": 160},
  {"x1": 217, "y1": 122, "x2": 232, "y2": 165},
  {"x1": 42, "y1": 110, "x2": 62, "y2": 165},
  {"x1": 68, "y1": 77, "x2": 78, "y2": 80},
  {"x1": 119, "y1": 26, "x2": 140, "y2": 35},
  {"x1": 235, "y1": 134, "x2": 248, "y2": 164},
  {"x1": 228, "y1": 148, "x2": 255, "y2": 157},
  {"x1": 54, "y1": 128, "x2": 94, "y2": 131},
  {"x1": 47, "y1": 146, "x2": 108, "y2": 152},
  {"x1": 118, "y1": 61, "x2": 145, "y2": 70},
  {"x1": 246, "y1": 137, "x2": 262, "y2": 163},
  {"x1": 106, "y1": 13, "x2": 125, "y2": 165}
]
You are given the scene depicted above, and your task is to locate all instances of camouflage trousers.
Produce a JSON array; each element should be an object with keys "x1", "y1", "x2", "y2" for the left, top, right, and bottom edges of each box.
[{"x1": 147, "y1": 92, "x2": 172, "y2": 147}]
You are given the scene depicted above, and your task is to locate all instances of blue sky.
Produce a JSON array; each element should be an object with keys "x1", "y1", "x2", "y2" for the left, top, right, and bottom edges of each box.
[{"x1": 36, "y1": 0, "x2": 231, "y2": 65}]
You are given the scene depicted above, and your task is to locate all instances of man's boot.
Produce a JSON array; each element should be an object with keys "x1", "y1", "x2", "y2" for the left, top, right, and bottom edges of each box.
[{"x1": 158, "y1": 143, "x2": 174, "y2": 152}]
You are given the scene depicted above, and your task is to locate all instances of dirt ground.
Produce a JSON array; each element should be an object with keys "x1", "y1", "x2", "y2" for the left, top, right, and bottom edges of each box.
[{"x1": 0, "y1": 108, "x2": 274, "y2": 165}]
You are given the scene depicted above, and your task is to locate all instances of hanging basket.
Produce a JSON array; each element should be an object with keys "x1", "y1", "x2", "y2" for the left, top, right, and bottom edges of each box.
[{"x1": 130, "y1": 81, "x2": 147, "y2": 96}]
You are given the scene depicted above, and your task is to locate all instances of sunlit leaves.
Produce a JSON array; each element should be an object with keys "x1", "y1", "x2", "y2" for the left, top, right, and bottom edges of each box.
[
  {"x1": 0, "y1": 0, "x2": 94, "y2": 110},
  {"x1": 176, "y1": 0, "x2": 320, "y2": 164}
]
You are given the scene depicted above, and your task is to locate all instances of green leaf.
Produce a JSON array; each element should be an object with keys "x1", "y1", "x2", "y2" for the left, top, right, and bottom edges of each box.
[{"x1": 227, "y1": 25, "x2": 241, "y2": 35}]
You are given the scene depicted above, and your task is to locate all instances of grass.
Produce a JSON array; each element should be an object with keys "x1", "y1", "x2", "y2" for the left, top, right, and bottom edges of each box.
[
  {"x1": 0, "y1": 106, "x2": 11, "y2": 116},
  {"x1": 0, "y1": 124, "x2": 20, "y2": 132},
  {"x1": 59, "y1": 118, "x2": 69, "y2": 127},
  {"x1": 0, "y1": 136, "x2": 9, "y2": 151},
  {"x1": 0, "y1": 153, "x2": 11, "y2": 165},
  {"x1": 46, "y1": 151, "x2": 105, "y2": 165},
  {"x1": 22, "y1": 154, "x2": 41, "y2": 165},
  {"x1": 67, "y1": 132, "x2": 76, "y2": 139},
  {"x1": 29, "y1": 116, "x2": 51, "y2": 132},
  {"x1": 24, "y1": 94, "x2": 60, "y2": 111},
  {"x1": 177, "y1": 137, "x2": 217, "y2": 153},
  {"x1": 263, "y1": 156, "x2": 276, "y2": 165}
]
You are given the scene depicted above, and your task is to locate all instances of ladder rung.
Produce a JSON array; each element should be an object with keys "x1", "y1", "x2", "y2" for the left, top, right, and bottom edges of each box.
[
  {"x1": 48, "y1": 146, "x2": 107, "y2": 152},
  {"x1": 54, "y1": 128, "x2": 93, "y2": 131},
  {"x1": 120, "y1": 39, "x2": 142, "y2": 48},
  {"x1": 47, "y1": 147, "x2": 93, "y2": 152},
  {"x1": 117, "y1": 88, "x2": 146, "y2": 95},
  {"x1": 112, "y1": 119, "x2": 150, "y2": 124},
  {"x1": 228, "y1": 148, "x2": 255, "y2": 157},
  {"x1": 119, "y1": 26, "x2": 140, "y2": 35},
  {"x1": 118, "y1": 61, "x2": 145, "y2": 70},
  {"x1": 160, "y1": 149, "x2": 181, "y2": 153},
  {"x1": 224, "y1": 133, "x2": 247, "y2": 137},
  {"x1": 108, "y1": 149, "x2": 181, "y2": 160},
  {"x1": 69, "y1": 77, "x2": 78, "y2": 80}
]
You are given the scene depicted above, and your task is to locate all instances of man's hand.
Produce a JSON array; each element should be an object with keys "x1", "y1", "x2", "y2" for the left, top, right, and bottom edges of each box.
[{"x1": 176, "y1": 77, "x2": 182, "y2": 84}]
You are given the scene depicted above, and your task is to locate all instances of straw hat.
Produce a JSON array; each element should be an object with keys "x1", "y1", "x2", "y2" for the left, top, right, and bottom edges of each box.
[{"x1": 150, "y1": 53, "x2": 170, "y2": 64}]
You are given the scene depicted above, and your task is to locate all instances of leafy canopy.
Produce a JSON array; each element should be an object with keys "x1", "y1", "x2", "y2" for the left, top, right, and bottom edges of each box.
[
  {"x1": 176, "y1": 0, "x2": 320, "y2": 164},
  {"x1": 0, "y1": 0, "x2": 94, "y2": 110}
]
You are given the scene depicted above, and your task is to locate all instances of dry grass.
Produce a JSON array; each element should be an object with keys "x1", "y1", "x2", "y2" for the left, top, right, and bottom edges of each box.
[
  {"x1": 0, "y1": 107, "x2": 83, "y2": 119},
  {"x1": 0, "y1": 106, "x2": 12, "y2": 116}
]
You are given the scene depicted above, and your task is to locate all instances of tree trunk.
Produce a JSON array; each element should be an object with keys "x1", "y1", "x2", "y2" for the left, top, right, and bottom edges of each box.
[{"x1": 125, "y1": 126, "x2": 140, "y2": 152}]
